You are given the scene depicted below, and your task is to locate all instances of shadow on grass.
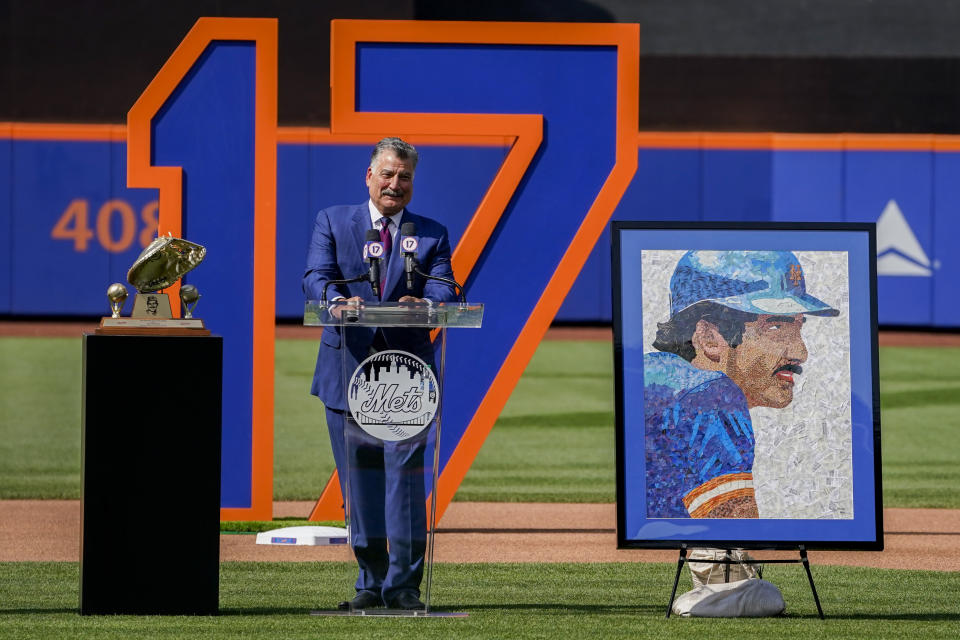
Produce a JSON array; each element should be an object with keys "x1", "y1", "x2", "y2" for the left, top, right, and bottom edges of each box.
[
  {"x1": 214, "y1": 603, "x2": 666, "y2": 616},
  {"x1": 823, "y1": 613, "x2": 960, "y2": 622},
  {"x1": 447, "y1": 607, "x2": 960, "y2": 622},
  {"x1": 0, "y1": 608, "x2": 78, "y2": 615},
  {"x1": 2, "y1": 607, "x2": 346, "y2": 617},
  {"x1": 216, "y1": 607, "x2": 331, "y2": 616},
  {"x1": 442, "y1": 602, "x2": 665, "y2": 614}
]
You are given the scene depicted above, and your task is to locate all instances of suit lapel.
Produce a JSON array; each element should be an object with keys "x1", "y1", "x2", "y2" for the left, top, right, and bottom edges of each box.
[
  {"x1": 350, "y1": 204, "x2": 375, "y2": 297},
  {"x1": 350, "y1": 204, "x2": 370, "y2": 255}
]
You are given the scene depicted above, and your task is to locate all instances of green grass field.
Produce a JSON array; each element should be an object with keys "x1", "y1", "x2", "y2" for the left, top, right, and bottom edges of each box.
[
  {"x1": 2, "y1": 336, "x2": 958, "y2": 506},
  {"x1": 2, "y1": 334, "x2": 960, "y2": 638},
  {"x1": 2, "y1": 562, "x2": 959, "y2": 639}
]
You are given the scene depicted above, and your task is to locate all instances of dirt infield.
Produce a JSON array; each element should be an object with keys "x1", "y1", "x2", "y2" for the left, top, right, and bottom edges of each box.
[{"x1": 1, "y1": 500, "x2": 958, "y2": 571}]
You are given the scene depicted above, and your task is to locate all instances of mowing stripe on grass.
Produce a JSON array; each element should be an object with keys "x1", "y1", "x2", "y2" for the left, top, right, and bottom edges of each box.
[{"x1": 2, "y1": 562, "x2": 959, "y2": 639}]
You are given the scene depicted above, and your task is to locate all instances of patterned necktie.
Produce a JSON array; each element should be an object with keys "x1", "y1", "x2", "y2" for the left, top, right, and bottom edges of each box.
[{"x1": 378, "y1": 217, "x2": 392, "y2": 297}]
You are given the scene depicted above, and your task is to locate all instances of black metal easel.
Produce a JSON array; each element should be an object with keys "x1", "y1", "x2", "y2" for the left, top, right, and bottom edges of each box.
[{"x1": 665, "y1": 545, "x2": 824, "y2": 619}]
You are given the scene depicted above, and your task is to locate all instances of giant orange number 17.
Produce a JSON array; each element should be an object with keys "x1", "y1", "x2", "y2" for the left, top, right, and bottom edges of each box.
[
  {"x1": 127, "y1": 19, "x2": 277, "y2": 520},
  {"x1": 311, "y1": 21, "x2": 638, "y2": 522},
  {"x1": 125, "y1": 18, "x2": 636, "y2": 522}
]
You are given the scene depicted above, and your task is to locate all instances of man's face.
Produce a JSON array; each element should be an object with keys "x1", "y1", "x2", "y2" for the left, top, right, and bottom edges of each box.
[
  {"x1": 366, "y1": 151, "x2": 414, "y2": 216},
  {"x1": 724, "y1": 313, "x2": 808, "y2": 409}
]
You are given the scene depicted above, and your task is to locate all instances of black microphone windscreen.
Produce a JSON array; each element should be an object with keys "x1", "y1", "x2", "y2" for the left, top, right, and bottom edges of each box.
[
  {"x1": 400, "y1": 222, "x2": 416, "y2": 237},
  {"x1": 365, "y1": 229, "x2": 380, "y2": 241}
]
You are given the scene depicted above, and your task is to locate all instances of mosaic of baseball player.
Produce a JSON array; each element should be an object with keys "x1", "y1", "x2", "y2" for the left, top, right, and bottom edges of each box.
[{"x1": 644, "y1": 251, "x2": 839, "y2": 518}]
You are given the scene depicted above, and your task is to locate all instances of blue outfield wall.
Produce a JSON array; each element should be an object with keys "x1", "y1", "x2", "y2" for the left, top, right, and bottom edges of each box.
[
  {"x1": 584, "y1": 145, "x2": 956, "y2": 326},
  {"x1": 0, "y1": 136, "x2": 956, "y2": 327},
  {"x1": 0, "y1": 136, "x2": 11, "y2": 313}
]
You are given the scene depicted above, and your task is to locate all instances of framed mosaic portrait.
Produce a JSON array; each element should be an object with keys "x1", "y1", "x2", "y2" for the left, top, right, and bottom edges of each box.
[{"x1": 613, "y1": 222, "x2": 882, "y2": 550}]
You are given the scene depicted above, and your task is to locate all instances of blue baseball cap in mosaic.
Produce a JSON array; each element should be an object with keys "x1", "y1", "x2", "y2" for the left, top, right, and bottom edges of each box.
[{"x1": 670, "y1": 251, "x2": 839, "y2": 318}]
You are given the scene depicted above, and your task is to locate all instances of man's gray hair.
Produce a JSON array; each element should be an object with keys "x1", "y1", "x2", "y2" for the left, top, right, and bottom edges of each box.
[{"x1": 370, "y1": 137, "x2": 419, "y2": 171}]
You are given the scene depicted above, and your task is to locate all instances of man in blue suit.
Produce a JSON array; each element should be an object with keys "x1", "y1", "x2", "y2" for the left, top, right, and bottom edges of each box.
[{"x1": 303, "y1": 137, "x2": 457, "y2": 611}]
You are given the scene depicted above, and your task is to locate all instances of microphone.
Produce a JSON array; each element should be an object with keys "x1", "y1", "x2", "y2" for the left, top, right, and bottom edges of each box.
[
  {"x1": 399, "y1": 222, "x2": 419, "y2": 290},
  {"x1": 364, "y1": 228, "x2": 385, "y2": 297}
]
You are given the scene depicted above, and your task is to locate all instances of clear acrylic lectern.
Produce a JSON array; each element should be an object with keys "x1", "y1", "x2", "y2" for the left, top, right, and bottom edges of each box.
[{"x1": 304, "y1": 300, "x2": 482, "y2": 617}]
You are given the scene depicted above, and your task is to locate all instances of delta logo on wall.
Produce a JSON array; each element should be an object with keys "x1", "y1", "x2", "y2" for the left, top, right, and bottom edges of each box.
[{"x1": 876, "y1": 199, "x2": 936, "y2": 277}]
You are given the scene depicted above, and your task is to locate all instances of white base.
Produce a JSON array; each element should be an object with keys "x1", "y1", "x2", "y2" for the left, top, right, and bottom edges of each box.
[{"x1": 255, "y1": 525, "x2": 348, "y2": 546}]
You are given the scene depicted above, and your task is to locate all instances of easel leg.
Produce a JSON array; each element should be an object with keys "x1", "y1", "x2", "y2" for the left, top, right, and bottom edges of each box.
[
  {"x1": 665, "y1": 547, "x2": 687, "y2": 618},
  {"x1": 799, "y1": 547, "x2": 825, "y2": 619}
]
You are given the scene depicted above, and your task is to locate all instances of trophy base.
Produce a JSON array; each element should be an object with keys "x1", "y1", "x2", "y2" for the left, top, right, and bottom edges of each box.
[{"x1": 95, "y1": 317, "x2": 210, "y2": 336}]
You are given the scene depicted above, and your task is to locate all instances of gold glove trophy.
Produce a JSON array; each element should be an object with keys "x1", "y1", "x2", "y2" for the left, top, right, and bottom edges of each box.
[{"x1": 96, "y1": 234, "x2": 210, "y2": 335}]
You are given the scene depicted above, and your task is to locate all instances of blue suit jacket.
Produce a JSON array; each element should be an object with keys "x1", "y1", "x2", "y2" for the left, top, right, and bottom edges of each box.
[{"x1": 303, "y1": 203, "x2": 457, "y2": 410}]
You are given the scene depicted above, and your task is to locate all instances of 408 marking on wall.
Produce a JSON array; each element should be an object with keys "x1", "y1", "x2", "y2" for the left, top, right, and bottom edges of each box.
[{"x1": 51, "y1": 198, "x2": 159, "y2": 253}]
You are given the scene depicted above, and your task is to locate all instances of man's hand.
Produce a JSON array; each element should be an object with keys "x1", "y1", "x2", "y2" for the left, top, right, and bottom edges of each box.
[
  {"x1": 399, "y1": 295, "x2": 426, "y2": 304},
  {"x1": 330, "y1": 296, "x2": 362, "y2": 319}
]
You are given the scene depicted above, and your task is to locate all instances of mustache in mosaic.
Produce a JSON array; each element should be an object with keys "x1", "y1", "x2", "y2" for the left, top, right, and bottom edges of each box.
[{"x1": 774, "y1": 363, "x2": 803, "y2": 376}]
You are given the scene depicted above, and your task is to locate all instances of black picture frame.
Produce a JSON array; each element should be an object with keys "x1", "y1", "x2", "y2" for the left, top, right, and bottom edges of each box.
[{"x1": 613, "y1": 221, "x2": 882, "y2": 551}]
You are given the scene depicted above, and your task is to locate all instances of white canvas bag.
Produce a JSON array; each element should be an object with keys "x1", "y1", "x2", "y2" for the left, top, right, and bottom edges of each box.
[
  {"x1": 672, "y1": 577, "x2": 786, "y2": 617},
  {"x1": 673, "y1": 548, "x2": 785, "y2": 617}
]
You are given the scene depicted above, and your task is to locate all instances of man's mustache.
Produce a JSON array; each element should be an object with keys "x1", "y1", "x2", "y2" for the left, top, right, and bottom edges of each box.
[
  {"x1": 381, "y1": 188, "x2": 404, "y2": 197},
  {"x1": 774, "y1": 363, "x2": 803, "y2": 376}
]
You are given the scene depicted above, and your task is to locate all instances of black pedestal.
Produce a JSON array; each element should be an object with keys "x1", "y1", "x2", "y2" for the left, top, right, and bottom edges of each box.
[{"x1": 80, "y1": 334, "x2": 222, "y2": 615}]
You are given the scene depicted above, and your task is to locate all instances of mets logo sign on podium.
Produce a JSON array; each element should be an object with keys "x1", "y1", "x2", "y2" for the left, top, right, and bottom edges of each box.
[{"x1": 347, "y1": 350, "x2": 440, "y2": 441}]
